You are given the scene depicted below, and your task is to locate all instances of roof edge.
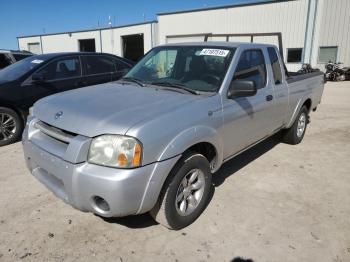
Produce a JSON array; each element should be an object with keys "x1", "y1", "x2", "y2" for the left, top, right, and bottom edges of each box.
[
  {"x1": 157, "y1": 0, "x2": 296, "y2": 16},
  {"x1": 17, "y1": 20, "x2": 158, "y2": 39}
]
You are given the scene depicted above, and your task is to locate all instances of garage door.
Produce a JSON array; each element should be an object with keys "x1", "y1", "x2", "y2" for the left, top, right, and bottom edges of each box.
[{"x1": 27, "y1": 43, "x2": 41, "y2": 54}]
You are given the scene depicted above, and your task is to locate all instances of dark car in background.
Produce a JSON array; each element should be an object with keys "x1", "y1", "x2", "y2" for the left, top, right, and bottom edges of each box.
[
  {"x1": 0, "y1": 52, "x2": 134, "y2": 146},
  {"x1": 0, "y1": 50, "x2": 33, "y2": 69}
]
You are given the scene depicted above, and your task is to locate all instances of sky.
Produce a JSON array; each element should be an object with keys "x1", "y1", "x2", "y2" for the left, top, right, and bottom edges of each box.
[{"x1": 0, "y1": 0, "x2": 266, "y2": 50}]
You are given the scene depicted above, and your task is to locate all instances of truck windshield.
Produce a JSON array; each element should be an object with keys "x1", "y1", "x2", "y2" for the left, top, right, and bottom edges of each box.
[
  {"x1": 124, "y1": 46, "x2": 235, "y2": 93},
  {"x1": 0, "y1": 56, "x2": 45, "y2": 82}
]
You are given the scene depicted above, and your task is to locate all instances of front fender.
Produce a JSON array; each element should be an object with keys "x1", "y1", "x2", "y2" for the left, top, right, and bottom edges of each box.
[
  {"x1": 137, "y1": 125, "x2": 223, "y2": 214},
  {"x1": 158, "y1": 125, "x2": 224, "y2": 172}
]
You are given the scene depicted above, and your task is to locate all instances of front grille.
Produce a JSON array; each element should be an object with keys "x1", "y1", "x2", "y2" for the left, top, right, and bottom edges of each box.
[{"x1": 34, "y1": 121, "x2": 76, "y2": 144}]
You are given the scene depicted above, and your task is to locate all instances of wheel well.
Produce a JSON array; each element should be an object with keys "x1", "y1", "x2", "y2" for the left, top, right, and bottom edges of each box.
[
  {"x1": 303, "y1": 99, "x2": 312, "y2": 112},
  {"x1": 186, "y1": 142, "x2": 217, "y2": 169}
]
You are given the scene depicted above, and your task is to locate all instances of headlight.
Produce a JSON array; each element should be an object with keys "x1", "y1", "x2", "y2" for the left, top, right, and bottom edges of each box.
[{"x1": 88, "y1": 135, "x2": 142, "y2": 168}]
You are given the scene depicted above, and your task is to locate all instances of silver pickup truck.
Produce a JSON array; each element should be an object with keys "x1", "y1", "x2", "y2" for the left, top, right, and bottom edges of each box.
[{"x1": 22, "y1": 42, "x2": 324, "y2": 229}]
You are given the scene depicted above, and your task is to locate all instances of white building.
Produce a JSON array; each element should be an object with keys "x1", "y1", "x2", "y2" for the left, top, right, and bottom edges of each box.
[{"x1": 17, "y1": 0, "x2": 350, "y2": 71}]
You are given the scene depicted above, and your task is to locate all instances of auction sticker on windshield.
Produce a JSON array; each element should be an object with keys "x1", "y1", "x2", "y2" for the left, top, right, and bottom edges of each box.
[
  {"x1": 199, "y1": 49, "x2": 230, "y2": 57},
  {"x1": 31, "y1": 59, "x2": 44, "y2": 64}
]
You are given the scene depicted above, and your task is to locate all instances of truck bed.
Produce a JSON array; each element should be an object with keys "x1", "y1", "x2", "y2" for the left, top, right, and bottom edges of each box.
[{"x1": 286, "y1": 71, "x2": 325, "y2": 84}]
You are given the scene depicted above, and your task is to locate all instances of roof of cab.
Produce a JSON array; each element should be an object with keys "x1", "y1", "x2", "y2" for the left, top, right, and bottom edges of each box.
[{"x1": 159, "y1": 41, "x2": 277, "y2": 49}]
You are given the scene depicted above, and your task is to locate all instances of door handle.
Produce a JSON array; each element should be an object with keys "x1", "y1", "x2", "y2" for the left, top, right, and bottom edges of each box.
[{"x1": 266, "y1": 95, "x2": 273, "y2": 101}]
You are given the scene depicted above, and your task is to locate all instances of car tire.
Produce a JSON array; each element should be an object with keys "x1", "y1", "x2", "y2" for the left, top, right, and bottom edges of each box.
[
  {"x1": 150, "y1": 152, "x2": 212, "y2": 230},
  {"x1": 0, "y1": 107, "x2": 23, "y2": 147},
  {"x1": 282, "y1": 106, "x2": 308, "y2": 145}
]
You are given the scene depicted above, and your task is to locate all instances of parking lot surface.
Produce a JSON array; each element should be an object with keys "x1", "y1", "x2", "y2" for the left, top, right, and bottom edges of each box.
[{"x1": 0, "y1": 82, "x2": 349, "y2": 262}]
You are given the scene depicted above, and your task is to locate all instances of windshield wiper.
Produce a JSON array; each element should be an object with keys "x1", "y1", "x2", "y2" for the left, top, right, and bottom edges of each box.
[
  {"x1": 150, "y1": 81, "x2": 199, "y2": 95},
  {"x1": 120, "y1": 77, "x2": 146, "y2": 87}
]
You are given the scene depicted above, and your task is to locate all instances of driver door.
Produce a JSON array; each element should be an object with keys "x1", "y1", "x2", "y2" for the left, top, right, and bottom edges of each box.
[{"x1": 221, "y1": 48, "x2": 276, "y2": 159}]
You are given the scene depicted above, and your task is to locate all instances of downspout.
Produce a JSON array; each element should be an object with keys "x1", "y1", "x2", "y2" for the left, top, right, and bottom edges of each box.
[
  {"x1": 99, "y1": 29, "x2": 103, "y2": 53},
  {"x1": 39, "y1": 35, "x2": 44, "y2": 54},
  {"x1": 303, "y1": 0, "x2": 318, "y2": 65},
  {"x1": 150, "y1": 23, "x2": 154, "y2": 48}
]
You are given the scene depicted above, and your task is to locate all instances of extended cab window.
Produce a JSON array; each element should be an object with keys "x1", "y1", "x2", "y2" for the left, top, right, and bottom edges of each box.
[
  {"x1": 83, "y1": 55, "x2": 115, "y2": 75},
  {"x1": 36, "y1": 57, "x2": 81, "y2": 81},
  {"x1": 267, "y1": 47, "x2": 283, "y2": 85},
  {"x1": 233, "y1": 49, "x2": 266, "y2": 89}
]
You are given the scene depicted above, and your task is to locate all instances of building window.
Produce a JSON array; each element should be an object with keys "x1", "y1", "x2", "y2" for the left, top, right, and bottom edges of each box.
[
  {"x1": 79, "y1": 39, "x2": 96, "y2": 52},
  {"x1": 319, "y1": 46, "x2": 338, "y2": 63},
  {"x1": 287, "y1": 48, "x2": 303, "y2": 63}
]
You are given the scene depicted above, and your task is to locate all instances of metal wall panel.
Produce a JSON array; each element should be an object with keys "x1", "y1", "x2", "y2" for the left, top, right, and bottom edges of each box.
[
  {"x1": 100, "y1": 23, "x2": 153, "y2": 56},
  {"x1": 158, "y1": 0, "x2": 310, "y2": 71},
  {"x1": 312, "y1": 0, "x2": 350, "y2": 69},
  {"x1": 18, "y1": 36, "x2": 41, "y2": 53},
  {"x1": 18, "y1": 23, "x2": 156, "y2": 57}
]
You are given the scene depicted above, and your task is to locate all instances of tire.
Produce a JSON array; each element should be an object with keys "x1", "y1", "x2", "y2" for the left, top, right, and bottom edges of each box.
[
  {"x1": 0, "y1": 107, "x2": 24, "y2": 147},
  {"x1": 150, "y1": 152, "x2": 212, "y2": 230},
  {"x1": 282, "y1": 106, "x2": 308, "y2": 145}
]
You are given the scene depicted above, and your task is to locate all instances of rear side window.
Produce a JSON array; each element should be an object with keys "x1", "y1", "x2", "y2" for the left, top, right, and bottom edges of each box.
[
  {"x1": 0, "y1": 54, "x2": 11, "y2": 69},
  {"x1": 112, "y1": 58, "x2": 130, "y2": 71},
  {"x1": 83, "y1": 56, "x2": 115, "y2": 75},
  {"x1": 36, "y1": 57, "x2": 81, "y2": 81},
  {"x1": 13, "y1": 54, "x2": 32, "y2": 61},
  {"x1": 233, "y1": 49, "x2": 266, "y2": 89},
  {"x1": 267, "y1": 47, "x2": 283, "y2": 85}
]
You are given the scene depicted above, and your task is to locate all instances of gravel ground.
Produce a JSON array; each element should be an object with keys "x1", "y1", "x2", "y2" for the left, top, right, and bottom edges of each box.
[{"x1": 0, "y1": 81, "x2": 349, "y2": 262}]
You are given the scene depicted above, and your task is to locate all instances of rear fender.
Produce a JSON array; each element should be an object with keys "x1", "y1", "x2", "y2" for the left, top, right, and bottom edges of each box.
[{"x1": 286, "y1": 96, "x2": 312, "y2": 128}]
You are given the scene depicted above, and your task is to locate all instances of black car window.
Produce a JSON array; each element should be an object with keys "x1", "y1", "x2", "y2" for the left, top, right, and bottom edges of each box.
[
  {"x1": 0, "y1": 54, "x2": 11, "y2": 69},
  {"x1": 83, "y1": 55, "x2": 115, "y2": 75},
  {"x1": 0, "y1": 56, "x2": 46, "y2": 81},
  {"x1": 267, "y1": 47, "x2": 283, "y2": 85},
  {"x1": 12, "y1": 54, "x2": 32, "y2": 61},
  {"x1": 113, "y1": 58, "x2": 130, "y2": 71},
  {"x1": 233, "y1": 49, "x2": 266, "y2": 89},
  {"x1": 36, "y1": 57, "x2": 81, "y2": 81}
]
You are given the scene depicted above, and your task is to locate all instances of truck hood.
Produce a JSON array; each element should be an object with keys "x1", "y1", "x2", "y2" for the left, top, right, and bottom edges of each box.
[{"x1": 34, "y1": 82, "x2": 199, "y2": 137}]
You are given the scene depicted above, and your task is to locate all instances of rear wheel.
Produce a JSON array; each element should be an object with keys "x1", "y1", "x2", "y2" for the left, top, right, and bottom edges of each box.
[
  {"x1": 0, "y1": 107, "x2": 23, "y2": 147},
  {"x1": 282, "y1": 106, "x2": 308, "y2": 145},
  {"x1": 150, "y1": 152, "x2": 212, "y2": 230}
]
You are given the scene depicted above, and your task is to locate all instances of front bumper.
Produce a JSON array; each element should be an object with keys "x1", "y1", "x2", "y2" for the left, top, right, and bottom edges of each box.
[{"x1": 22, "y1": 123, "x2": 180, "y2": 217}]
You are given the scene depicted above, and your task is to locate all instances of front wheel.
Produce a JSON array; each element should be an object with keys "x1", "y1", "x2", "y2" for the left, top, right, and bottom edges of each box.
[
  {"x1": 282, "y1": 106, "x2": 308, "y2": 145},
  {"x1": 0, "y1": 107, "x2": 23, "y2": 147},
  {"x1": 150, "y1": 152, "x2": 212, "y2": 230}
]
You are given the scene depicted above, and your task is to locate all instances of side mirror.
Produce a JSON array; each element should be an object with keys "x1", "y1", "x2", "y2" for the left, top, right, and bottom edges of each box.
[
  {"x1": 32, "y1": 72, "x2": 46, "y2": 83},
  {"x1": 227, "y1": 79, "x2": 257, "y2": 99}
]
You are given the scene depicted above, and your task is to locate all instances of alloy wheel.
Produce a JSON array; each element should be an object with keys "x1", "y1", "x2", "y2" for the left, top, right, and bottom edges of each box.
[
  {"x1": 0, "y1": 113, "x2": 16, "y2": 141},
  {"x1": 175, "y1": 169, "x2": 206, "y2": 216},
  {"x1": 296, "y1": 113, "x2": 306, "y2": 138}
]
